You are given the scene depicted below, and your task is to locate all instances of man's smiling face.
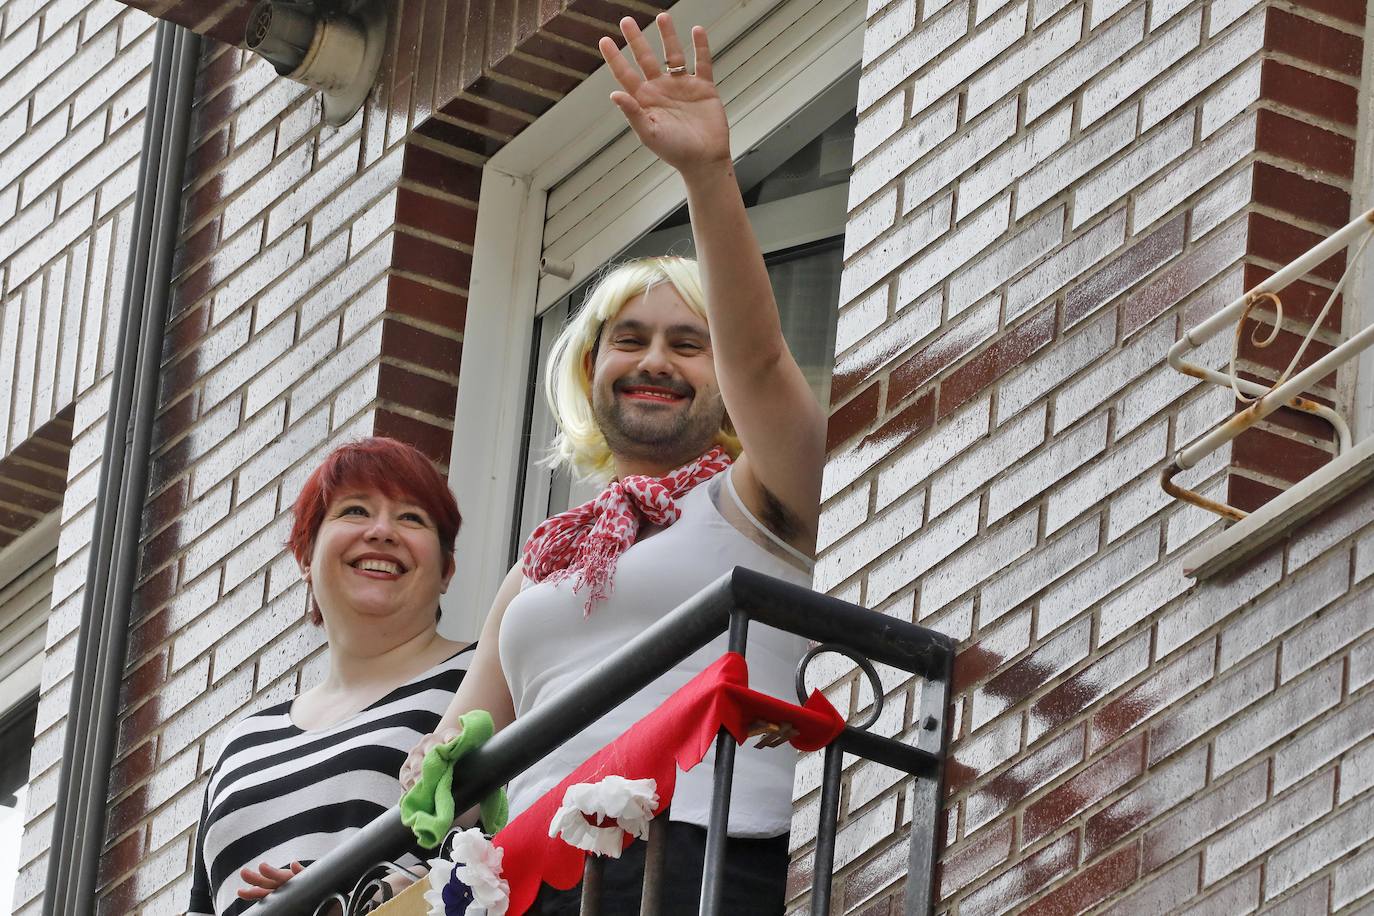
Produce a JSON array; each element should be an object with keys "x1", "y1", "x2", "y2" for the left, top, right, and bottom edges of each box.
[{"x1": 589, "y1": 284, "x2": 725, "y2": 471}]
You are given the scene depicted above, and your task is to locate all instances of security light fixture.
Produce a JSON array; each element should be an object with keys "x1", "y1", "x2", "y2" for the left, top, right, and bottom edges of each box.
[{"x1": 245, "y1": 0, "x2": 386, "y2": 127}]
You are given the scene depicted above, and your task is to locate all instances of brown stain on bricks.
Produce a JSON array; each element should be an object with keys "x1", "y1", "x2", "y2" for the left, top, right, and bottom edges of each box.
[
  {"x1": 976, "y1": 619, "x2": 1091, "y2": 726},
  {"x1": 1021, "y1": 844, "x2": 1140, "y2": 916},
  {"x1": 827, "y1": 382, "x2": 881, "y2": 451},
  {"x1": 860, "y1": 390, "x2": 937, "y2": 465},
  {"x1": 939, "y1": 821, "x2": 1014, "y2": 899},
  {"x1": 1091, "y1": 642, "x2": 1213, "y2": 754},
  {"x1": 938, "y1": 306, "x2": 1056, "y2": 420},
  {"x1": 958, "y1": 832, "x2": 1079, "y2": 915},
  {"x1": 839, "y1": 840, "x2": 910, "y2": 911},
  {"x1": 1023, "y1": 735, "x2": 1146, "y2": 845},
  {"x1": 1031, "y1": 633, "x2": 1150, "y2": 743},
  {"x1": 1084, "y1": 748, "x2": 1208, "y2": 861},
  {"x1": 1065, "y1": 215, "x2": 1187, "y2": 328},
  {"x1": 888, "y1": 302, "x2": 999, "y2": 410},
  {"x1": 1122, "y1": 216, "x2": 1247, "y2": 337}
]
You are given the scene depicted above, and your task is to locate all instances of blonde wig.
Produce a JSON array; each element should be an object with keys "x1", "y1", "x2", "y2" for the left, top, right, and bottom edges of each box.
[{"x1": 545, "y1": 256, "x2": 742, "y2": 480}]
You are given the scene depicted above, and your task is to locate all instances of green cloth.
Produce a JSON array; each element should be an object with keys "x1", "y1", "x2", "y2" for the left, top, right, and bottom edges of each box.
[{"x1": 400, "y1": 709, "x2": 509, "y2": 848}]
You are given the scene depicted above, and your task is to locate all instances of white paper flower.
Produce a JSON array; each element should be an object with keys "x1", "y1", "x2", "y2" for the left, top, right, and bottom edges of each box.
[
  {"x1": 425, "y1": 829, "x2": 509, "y2": 916},
  {"x1": 451, "y1": 828, "x2": 510, "y2": 915},
  {"x1": 548, "y1": 776, "x2": 659, "y2": 858},
  {"x1": 424, "y1": 858, "x2": 456, "y2": 915}
]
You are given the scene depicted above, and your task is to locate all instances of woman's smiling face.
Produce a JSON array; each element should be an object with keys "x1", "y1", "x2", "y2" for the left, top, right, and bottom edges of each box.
[{"x1": 304, "y1": 489, "x2": 453, "y2": 632}]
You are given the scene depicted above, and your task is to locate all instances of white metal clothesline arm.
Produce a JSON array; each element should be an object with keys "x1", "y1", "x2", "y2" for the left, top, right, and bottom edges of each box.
[{"x1": 1162, "y1": 207, "x2": 1374, "y2": 520}]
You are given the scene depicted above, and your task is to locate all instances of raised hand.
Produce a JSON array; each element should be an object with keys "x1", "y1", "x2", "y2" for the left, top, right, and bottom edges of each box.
[
  {"x1": 598, "y1": 13, "x2": 730, "y2": 178},
  {"x1": 237, "y1": 861, "x2": 304, "y2": 900}
]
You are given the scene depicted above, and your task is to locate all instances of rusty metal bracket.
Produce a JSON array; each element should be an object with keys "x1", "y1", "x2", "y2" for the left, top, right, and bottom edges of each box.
[{"x1": 1160, "y1": 459, "x2": 1247, "y2": 523}]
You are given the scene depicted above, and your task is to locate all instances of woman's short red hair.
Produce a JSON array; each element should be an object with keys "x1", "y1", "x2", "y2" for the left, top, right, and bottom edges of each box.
[{"x1": 288, "y1": 437, "x2": 461, "y2": 573}]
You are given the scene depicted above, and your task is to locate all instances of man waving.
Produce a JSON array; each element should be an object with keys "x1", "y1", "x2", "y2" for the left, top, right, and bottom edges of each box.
[{"x1": 404, "y1": 13, "x2": 827, "y2": 913}]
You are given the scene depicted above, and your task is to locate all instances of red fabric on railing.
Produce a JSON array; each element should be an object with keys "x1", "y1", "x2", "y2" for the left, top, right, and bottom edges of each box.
[{"x1": 489, "y1": 652, "x2": 845, "y2": 915}]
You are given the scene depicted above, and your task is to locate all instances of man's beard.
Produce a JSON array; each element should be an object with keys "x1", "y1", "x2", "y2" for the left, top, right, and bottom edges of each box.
[{"x1": 593, "y1": 376, "x2": 724, "y2": 469}]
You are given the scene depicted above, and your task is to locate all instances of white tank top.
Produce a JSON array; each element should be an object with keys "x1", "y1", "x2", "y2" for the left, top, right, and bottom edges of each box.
[{"x1": 499, "y1": 467, "x2": 813, "y2": 837}]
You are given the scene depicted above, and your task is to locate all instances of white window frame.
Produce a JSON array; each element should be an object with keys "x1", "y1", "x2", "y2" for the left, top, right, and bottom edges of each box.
[
  {"x1": 0, "y1": 513, "x2": 58, "y2": 717},
  {"x1": 1349, "y1": 0, "x2": 1374, "y2": 441},
  {"x1": 441, "y1": 0, "x2": 863, "y2": 639}
]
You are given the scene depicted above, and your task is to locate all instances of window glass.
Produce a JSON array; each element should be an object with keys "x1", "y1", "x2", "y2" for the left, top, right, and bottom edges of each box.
[
  {"x1": 0, "y1": 700, "x2": 36, "y2": 915},
  {"x1": 511, "y1": 103, "x2": 855, "y2": 555}
]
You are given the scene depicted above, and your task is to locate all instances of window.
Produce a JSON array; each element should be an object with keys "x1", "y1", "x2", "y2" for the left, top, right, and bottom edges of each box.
[
  {"x1": 0, "y1": 699, "x2": 36, "y2": 913},
  {"x1": 0, "y1": 514, "x2": 56, "y2": 912},
  {"x1": 443, "y1": 0, "x2": 864, "y2": 637}
]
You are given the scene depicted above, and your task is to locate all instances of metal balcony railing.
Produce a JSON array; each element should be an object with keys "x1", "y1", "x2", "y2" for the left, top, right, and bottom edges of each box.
[{"x1": 253, "y1": 567, "x2": 955, "y2": 916}]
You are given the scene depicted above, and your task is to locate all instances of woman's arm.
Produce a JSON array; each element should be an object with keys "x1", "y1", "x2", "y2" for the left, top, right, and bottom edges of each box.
[
  {"x1": 400, "y1": 564, "x2": 521, "y2": 789},
  {"x1": 599, "y1": 15, "x2": 827, "y2": 552}
]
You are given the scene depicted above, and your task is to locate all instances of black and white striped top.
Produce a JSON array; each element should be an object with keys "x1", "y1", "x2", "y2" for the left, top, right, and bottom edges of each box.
[{"x1": 187, "y1": 647, "x2": 474, "y2": 916}]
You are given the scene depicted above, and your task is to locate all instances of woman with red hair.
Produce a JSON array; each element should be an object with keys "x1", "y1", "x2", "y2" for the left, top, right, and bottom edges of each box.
[{"x1": 187, "y1": 437, "x2": 472, "y2": 916}]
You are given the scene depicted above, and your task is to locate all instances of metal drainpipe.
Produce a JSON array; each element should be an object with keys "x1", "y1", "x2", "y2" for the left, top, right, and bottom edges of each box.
[{"x1": 42, "y1": 19, "x2": 200, "y2": 915}]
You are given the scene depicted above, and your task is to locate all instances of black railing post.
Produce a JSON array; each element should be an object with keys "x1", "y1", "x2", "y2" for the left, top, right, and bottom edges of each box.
[
  {"x1": 639, "y1": 814, "x2": 667, "y2": 916},
  {"x1": 699, "y1": 609, "x2": 749, "y2": 915},
  {"x1": 905, "y1": 650, "x2": 952, "y2": 916},
  {"x1": 580, "y1": 856, "x2": 604, "y2": 915},
  {"x1": 809, "y1": 743, "x2": 845, "y2": 915}
]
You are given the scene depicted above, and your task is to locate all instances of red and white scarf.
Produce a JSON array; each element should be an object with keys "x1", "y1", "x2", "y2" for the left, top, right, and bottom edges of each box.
[{"x1": 521, "y1": 447, "x2": 734, "y2": 615}]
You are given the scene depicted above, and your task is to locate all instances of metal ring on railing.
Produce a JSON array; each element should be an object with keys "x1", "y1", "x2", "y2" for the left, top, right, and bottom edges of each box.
[
  {"x1": 330, "y1": 861, "x2": 424, "y2": 915},
  {"x1": 311, "y1": 891, "x2": 350, "y2": 916},
  {"x1": 795, "y1": 642, "x2": 884, "y2": 730}
]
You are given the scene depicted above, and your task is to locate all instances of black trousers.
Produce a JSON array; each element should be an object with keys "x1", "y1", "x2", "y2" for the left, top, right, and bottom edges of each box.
[{"x1": 530, "y1": 822, "x2": 789, "y2": 915}]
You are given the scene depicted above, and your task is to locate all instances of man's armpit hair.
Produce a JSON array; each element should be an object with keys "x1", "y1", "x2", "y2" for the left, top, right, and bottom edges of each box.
[{"x1": 758, "y1": 482, "x2": 802, "y2": 544}]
